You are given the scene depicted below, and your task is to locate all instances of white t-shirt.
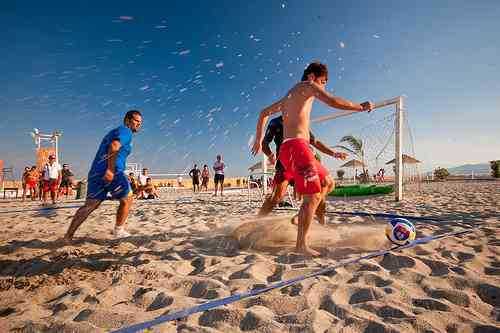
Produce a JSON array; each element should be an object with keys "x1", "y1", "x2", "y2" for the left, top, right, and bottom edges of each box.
[
  {"x1": 138, "y1": 174, "x2": 148, "y2": 186},
  {"x1": 43, "y1": 162, "x2": 62, "y2": 180},
  {"x1": 213, "y1": 161, "x2": 225, "y2": 175}
]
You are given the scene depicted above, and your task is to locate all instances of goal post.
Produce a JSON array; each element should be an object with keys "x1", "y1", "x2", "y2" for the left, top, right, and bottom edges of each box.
[{"x1": 312, "y1": 96, "x2": 405, "y2": 201}]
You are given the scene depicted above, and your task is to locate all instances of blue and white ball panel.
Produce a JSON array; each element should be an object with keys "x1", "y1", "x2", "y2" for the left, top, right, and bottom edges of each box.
[{"x1": 385, "y1": 218, "x2": 416, "y2": 245}]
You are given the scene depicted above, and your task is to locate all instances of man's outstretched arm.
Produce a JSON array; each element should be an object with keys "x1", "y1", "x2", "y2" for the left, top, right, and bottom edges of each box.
[
  {"x1": 251, "y1": 99, "x2": 284, "y2": 155},
  {"x1": 310, "y1": 135, "x2": 347, "y2": 160},
  {"x1": 308, "y1": 82, "x2": 372, "y2": 112}
]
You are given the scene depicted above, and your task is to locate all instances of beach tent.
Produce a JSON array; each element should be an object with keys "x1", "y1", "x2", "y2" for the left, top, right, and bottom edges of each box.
[
  {"x1": 385, "y1": 154, "x2": 421, "y2": 165},
  {"x1": 339, "y1": 159, "x2": 366, "y2": 183},
  {"x1": 340, "y1": 159, "x2": 366, "y2": 169},
  {"x1": 386, "y1": 154, "x2": 421, "y2": 183}
]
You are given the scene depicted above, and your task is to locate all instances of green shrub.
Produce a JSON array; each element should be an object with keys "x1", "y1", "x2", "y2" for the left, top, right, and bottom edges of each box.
[
  {"x1": 434, "y1": 167, "x2": 450, "y2": 181},
  {"x1": 490, "y1": 160, "x2": 500, "y2": 178}
]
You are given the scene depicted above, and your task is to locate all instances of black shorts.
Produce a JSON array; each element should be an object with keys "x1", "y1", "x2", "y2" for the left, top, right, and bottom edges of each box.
[
  {"x1": 214, "y1": 174, "x2": 224, "y2": 185},
  {"x1": 60, "y1": 179, "x2": 72, "y2": 187},
  {"x1": 192, "y1": 178, "x2": 200, "y2": 185},
  {"x1": 273, "y1": 160, "x2": 286, "y2": 184}
]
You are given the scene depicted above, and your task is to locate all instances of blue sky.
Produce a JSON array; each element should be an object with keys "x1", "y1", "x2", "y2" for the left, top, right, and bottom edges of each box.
[{"x1": 1, "y1": 0, "x2": 499, "y2": 177}]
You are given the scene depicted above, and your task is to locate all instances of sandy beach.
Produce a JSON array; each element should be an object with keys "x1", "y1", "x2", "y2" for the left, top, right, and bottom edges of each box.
[{"x1": 0, "y1": 181, "x2": 498, "y2": 332}]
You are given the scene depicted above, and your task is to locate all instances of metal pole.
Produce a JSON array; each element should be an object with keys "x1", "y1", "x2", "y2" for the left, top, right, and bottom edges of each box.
[
  {"x1": 312, "y1": 95, "x2": 405, "y2": 201},
  {"x1": 395, "y1": 97, "x2": 403, "y2": 201},
  {"x1": 55, "y1": 135, "x2": 59, "y2": 164},
  {"x1": 262, "y1": 154, "x2": 268, "y2": 195}
]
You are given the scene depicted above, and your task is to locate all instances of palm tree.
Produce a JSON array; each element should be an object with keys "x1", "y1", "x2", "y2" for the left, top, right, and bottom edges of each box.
[
  {"x1": 335, "y1": 135, "x2": 369, "y2": 182},
  {"x1": 335, "y1": 135, "x2": 364, "y2": 160}
]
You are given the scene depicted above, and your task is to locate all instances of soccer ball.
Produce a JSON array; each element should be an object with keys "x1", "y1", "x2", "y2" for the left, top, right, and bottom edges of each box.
[{"x1": 385, "y1": 218, "x2": 416, "y2": 245}]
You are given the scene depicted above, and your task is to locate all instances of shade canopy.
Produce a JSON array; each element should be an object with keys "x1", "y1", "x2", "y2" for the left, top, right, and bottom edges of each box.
[
  {"x1": 386, "y1": 154, "x2": 421, "y2": 165},
  {"x1": 340, "y1": 159, "x2": 366, "y2": 168}
]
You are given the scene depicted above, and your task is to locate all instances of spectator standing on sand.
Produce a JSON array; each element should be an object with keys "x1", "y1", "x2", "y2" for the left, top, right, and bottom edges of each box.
[
  {"x1": 213, "y1": 155, "x2": 226, "y2": 196},
  {"x1": 59, "y1": 164, "x2": 75, "y2": 199},
  {"x1": 189, "y1": 164, "x2": 201, "y2": 192},
  {"x1": 42, "y1": 155, "x2": 62, "y2": 205},
  {"x1": 201, "y1": 165, "x2": 210, "y2": 191},
  {"x1": 21, "y1": 166, "x2": 30, "y2": 201}
]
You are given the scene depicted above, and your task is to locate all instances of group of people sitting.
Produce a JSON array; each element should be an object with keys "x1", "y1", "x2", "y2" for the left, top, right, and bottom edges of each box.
[
  {"x1": 127, "y1": 168, "x2": 160, "y2": 200},
  {"x1": 126, "y1": 154, "x2": 227, "y2": 200},
  {"x1": 21, "y1": 154, "x2": 75, "y2": 204}
]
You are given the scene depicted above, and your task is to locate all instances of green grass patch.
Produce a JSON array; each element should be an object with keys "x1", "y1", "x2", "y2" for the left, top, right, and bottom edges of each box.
[{"x1": 329, "y1": 184, "x2": 394, "y2": 197}]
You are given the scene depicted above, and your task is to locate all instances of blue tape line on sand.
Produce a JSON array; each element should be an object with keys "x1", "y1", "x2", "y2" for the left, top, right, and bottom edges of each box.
[
  {"x1": 329, "y1": 211, "x2": 441, "y2": 221},
  {"x1": 111, "y1": 229, "x2": 472, "y2": 333},
  {"x1": 0, "y1": 204, "x2": 83, "y2": 214},
  {"x1": 275, "y1": 207, "x2": 442, "y2": 222}
]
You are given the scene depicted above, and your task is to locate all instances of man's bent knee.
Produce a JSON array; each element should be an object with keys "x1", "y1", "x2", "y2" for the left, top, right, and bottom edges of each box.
[
  {"x1": 302, "y1": 192, "x2": 322, "y2": 205},
  {"x1": 83, "y1": 198, "x2": 102, "y2": 210},
  {"x1": 120, "y1": 195, "x2": 133, "y2": 206},
  {"x1": 323, "y1": 176, "x2": 335, "y2": 191},
  {"x1": 271, "y1": 182, "x2": 288, "y2": 201}
]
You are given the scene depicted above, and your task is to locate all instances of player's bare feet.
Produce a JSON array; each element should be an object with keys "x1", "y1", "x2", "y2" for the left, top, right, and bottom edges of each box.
[
  {"x1": 316, "y1": 214, "x2": 326, "y2": 225},
  {"x1": 296, "y1": 246, "x2": 321, "y2": 257}
]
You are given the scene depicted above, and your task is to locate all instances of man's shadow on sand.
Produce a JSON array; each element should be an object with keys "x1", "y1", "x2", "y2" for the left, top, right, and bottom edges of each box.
[{"x1": 0, "y1": 229, "x2": 244, "y2": 280}]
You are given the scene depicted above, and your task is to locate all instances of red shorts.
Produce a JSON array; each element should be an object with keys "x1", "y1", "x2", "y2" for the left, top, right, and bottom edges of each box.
[
  {"x1": 43, "y1": 179, "x2": 58, "y2": 192},
  {"x1": 279, "y1": 138, "x2": 329, "y2": 195},
  {"x1": 26, "y1": 180, "x2": 37, "y2": 189}
]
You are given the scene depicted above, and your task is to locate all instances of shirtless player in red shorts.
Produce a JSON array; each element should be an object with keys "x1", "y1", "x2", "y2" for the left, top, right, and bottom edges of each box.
[{"x1": 252, "y1": 62, "x2": 372, "y2": 256}]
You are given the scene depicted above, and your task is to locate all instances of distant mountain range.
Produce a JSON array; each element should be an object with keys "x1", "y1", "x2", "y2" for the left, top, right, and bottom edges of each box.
[{"x1": 445, "y1": 163, "x2": 491, "y2": 175}]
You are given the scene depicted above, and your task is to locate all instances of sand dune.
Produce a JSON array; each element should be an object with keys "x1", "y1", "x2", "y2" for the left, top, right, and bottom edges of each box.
[{"x1": 0, "y1": 181, "x2": 499, "y2": 332}]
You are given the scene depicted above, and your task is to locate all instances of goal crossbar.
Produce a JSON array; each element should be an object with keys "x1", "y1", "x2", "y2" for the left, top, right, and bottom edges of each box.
[
  {"x1": 312, "y1": 96, "x2": 404, "y2": 201},
  {"x1": 311, "y1": 96, "x2": 402, "y2": 123}
]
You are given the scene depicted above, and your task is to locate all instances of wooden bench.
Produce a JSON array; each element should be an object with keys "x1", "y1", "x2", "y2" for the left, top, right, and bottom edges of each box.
[{"x1": 3, "y1": 187, "x2": 19, "y2": 199}]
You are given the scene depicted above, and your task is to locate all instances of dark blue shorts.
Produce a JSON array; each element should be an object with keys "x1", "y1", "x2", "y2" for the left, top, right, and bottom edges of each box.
[
  {"x1": 214, "y1": 174, "x2": 224, "y2": 185},
  {"x1": 87, "y1": 172, "x2": 131, "y2": 201}
]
